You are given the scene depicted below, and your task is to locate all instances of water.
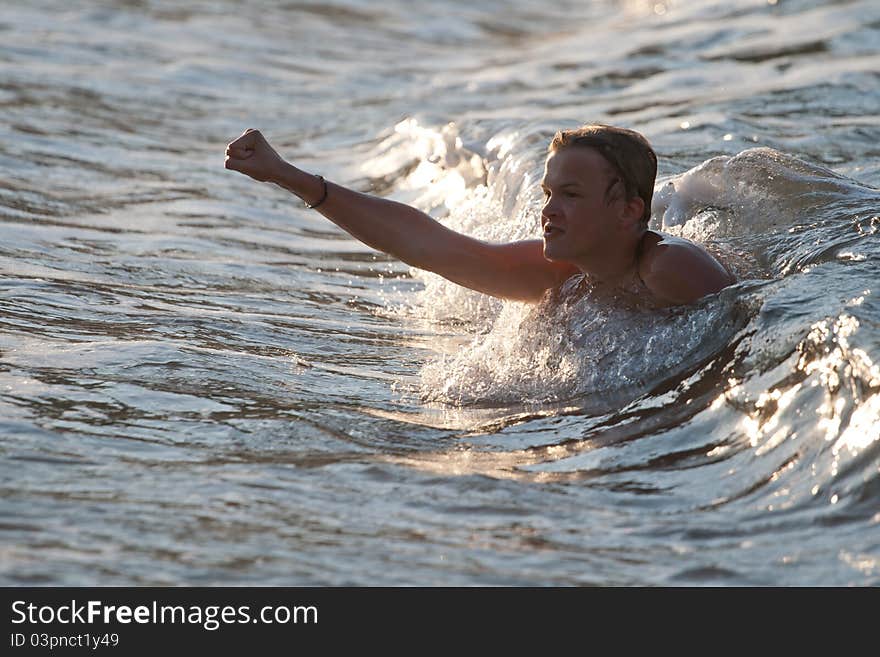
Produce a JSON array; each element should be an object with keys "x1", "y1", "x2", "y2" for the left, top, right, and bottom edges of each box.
[{"x1": 1, "y1": 0, "x2": 878, "y2": 585}]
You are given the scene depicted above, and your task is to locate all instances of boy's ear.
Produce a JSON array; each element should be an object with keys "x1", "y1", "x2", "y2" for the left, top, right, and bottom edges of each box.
[{"x1": 620, "y1": 196, "x2": 645, "y2": 228}]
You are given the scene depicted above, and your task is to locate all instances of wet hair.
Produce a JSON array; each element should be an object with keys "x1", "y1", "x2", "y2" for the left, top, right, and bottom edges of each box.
[{"x1": 549, "y1": 124, "x2": 657, "y2": 227}]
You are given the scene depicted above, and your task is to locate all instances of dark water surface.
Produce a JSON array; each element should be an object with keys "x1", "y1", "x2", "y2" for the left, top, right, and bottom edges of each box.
[{"x1": 1, "y1": 0, "x2": 878, "y2": 585}]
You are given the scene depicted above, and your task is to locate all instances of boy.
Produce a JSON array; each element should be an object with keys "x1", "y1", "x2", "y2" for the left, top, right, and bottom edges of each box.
[{"x1": 225, "y1": 124, "x2": 734, "y2": 306}]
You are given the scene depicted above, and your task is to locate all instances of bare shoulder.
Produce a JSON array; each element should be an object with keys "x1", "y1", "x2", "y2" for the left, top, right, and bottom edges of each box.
[{"x1": 638, "y1": 231, "x2": 735, "y2": 306}]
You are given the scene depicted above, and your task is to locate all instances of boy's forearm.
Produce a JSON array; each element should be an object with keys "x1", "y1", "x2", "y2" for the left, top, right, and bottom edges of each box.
[{"x1": 270, "y1": 161, "x2": 453, "y2": 270}]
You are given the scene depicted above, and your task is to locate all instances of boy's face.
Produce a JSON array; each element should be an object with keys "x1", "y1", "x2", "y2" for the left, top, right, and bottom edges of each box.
[{"x1": 540, "y1": 146, "x2": 627, "y2": 267}]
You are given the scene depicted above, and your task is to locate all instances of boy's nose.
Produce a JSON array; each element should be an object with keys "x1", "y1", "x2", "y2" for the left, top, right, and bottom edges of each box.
[{"x1": 542, "y1": 198, "x2": 560, "y2": 220}]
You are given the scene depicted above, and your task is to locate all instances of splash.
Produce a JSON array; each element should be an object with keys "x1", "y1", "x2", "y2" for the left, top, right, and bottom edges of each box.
[
  {"x1": 367, "y1": 122, "x2": 878, "y2": 422},
  {"x1": 419, "y1": 276, "x2": 756, "y2": 406},
  {"x1": 366, "y1": 119, "x2": 549, "y2": 327},
  {"x1": 375, "y1": 123, "x2": 755, "y2": 407}
]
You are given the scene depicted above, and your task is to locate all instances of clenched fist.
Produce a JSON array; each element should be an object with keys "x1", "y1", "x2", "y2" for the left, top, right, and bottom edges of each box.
[{"x1": 224, "y1": 129, "x2": 286, "y2": 183}]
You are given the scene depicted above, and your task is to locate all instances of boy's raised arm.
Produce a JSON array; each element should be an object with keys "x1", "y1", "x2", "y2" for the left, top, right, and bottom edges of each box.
[{"x1": 225, "y1": 129, "x2": 574, "y2": 301}]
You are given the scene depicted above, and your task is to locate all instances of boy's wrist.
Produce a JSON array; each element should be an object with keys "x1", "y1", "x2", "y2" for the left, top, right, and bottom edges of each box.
[
  {"x1": 271, "y1": 161, "x2": 304, "y2": 190},
  {"x1": 269, "y1": 160, "x2": 292, "y2": 185}
]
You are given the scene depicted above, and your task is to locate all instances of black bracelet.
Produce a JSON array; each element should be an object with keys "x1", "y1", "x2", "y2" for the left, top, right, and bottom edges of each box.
[{"x1": 306, "y1": 175, "x2": 328, "y2": 209}]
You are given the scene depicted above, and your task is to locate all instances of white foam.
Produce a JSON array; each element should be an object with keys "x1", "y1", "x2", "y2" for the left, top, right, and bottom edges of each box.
[{"x1": 653, "y1": 147, "x2": 865, "y2": 238}]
